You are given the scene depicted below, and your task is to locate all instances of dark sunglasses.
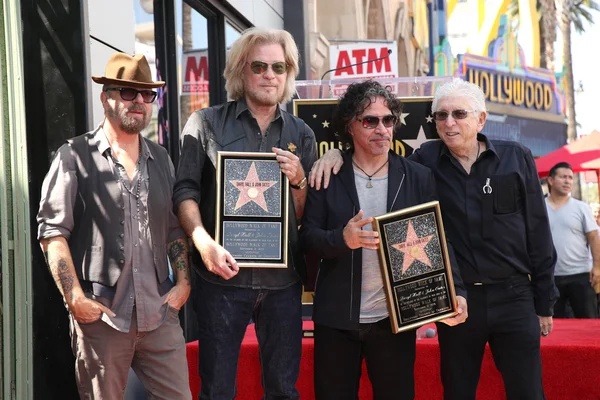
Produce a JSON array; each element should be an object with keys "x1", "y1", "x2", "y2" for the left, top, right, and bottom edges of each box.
[
  {"x1": 432, "y1": 109, "x2": 477, "y2": 121},
  {"x1": 356, "y1": 115, "x2": 398, "y2": 129},
  {"x1": 104, "y1": 88, "x2": 157, "y2": 103},
  {"x1": 248, "y1": 61, "x2": 288, "y2": 75}
]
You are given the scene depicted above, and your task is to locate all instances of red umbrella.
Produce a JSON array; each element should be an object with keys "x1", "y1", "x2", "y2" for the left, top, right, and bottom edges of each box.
[{"x1": 535, "y1": 130, "x2": 600, "y2": 178}]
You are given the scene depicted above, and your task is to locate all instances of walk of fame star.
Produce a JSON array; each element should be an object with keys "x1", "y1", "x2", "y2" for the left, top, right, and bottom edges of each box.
[
  {"x1": 391, "y1": 221, "x2": 434, "y2": 273},
  {"x1": 229, "y1": 162, "x2": 276, "y2": 212}
]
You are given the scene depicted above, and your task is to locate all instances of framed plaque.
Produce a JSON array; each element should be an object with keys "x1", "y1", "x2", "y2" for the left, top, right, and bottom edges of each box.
[
  {"x1": 215, "y1": 151, "x2": 289, "y2": 268},
  {"x1": 372, "y1": 201, "x2": 458, "y2": 333}
]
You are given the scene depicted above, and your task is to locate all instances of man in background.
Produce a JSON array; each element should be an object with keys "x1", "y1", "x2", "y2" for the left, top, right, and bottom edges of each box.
[{"x1": 546, "y1": 162, "x2": 600, "y2": 318}]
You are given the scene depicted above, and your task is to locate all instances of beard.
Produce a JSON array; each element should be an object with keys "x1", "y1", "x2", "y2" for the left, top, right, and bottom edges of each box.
[
  {"x1": 244, "y1": 84, "x2": 283, "y2": 107},
  {"x1": 106, "y1": 103, "x2": 151, "y2": 134}
]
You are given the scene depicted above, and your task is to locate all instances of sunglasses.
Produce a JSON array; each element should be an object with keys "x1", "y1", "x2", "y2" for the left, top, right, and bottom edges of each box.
[
  {"x1": 248, "y1": 61, "x2": 288, "y2": 75},
  {"x1": 356, "y1": 115, "x2": 398, "y2": 129},
  {"x1": 432, "y1": 109, "x2": 477, "y2": 121},
  {"x1": 104, "y1": 88, "x2": 157, "y2": 103}
]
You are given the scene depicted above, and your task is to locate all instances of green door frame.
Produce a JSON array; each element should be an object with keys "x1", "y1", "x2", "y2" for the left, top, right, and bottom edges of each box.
[{"x1": 0, "y1": 0, "x2": 33, "y2": 398}]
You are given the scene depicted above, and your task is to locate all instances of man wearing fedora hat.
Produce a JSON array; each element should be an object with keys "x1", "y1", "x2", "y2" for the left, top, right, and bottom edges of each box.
[
  {"x1": 174, "y1": 28, "x2": 317, "y2": 399},
  {"x1": 37, "y1": 52, "x2": 192, "y2": 399}
]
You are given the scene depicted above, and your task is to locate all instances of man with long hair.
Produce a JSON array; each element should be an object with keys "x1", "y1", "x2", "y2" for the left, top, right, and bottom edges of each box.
[{"x1": 174, "y1": 28, "x2": 317, "y2": 399}]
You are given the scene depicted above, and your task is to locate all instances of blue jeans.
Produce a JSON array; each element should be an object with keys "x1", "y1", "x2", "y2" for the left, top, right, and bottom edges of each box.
[{"x1": 193, "y1": 274, "x2": 302, "y2": 400}]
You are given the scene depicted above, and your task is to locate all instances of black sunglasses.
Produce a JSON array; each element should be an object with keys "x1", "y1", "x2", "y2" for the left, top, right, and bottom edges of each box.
[
  {"x1": 248, "y1": 61, "x2": 288, "y2": 75},
  {"x1": 432, "y1": 109, "x2": 477, "y2": 121},
  {"x1": 104, "y1": 88, "x2": 157, "y2": 103},
  {"x1": 356, "y1": 115, "x2": 398, "y2": 129}
]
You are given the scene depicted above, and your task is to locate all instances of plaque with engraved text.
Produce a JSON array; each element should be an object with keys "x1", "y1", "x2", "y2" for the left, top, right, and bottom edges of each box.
[
  {"x1": 373, "y1": 201, "x2": 458, "y2": 333},
  {"x1": 216, "y1": 151, "x2": 289, "y2": 268}
]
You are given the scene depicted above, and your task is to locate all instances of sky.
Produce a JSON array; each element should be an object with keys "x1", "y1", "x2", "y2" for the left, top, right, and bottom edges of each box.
[{"x1": 571, "y1": 20, "x2": 600, "y2": 137}]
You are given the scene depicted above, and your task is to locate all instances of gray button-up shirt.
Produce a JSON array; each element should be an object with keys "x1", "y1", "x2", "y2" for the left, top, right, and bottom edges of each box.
[{"x1": 38, "y1": 128, "x2": 178, "y2": 332}]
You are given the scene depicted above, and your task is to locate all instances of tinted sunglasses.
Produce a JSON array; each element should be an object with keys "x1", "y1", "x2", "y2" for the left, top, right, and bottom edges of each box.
[
  {"x1": 356, "y1": 115, "x2": 398, "y2": 129},
  {"x1": 432, "y1": 109, "x2": 477, "y2": 121},
  {"x1": 248, "y1": 61, "x2": 288, "y2": 75},
  {"x1": 104, "y1": 88, "x2": 157, "y2": 103}
]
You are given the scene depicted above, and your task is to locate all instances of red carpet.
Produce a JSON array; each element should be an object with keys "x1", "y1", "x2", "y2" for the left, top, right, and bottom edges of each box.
[{"x1": 186, "y1": 319, "x2": 600, "y2": 399}]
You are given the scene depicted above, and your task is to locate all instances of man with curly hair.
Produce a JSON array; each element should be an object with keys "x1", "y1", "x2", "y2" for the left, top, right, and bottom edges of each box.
[
  {"x1": 300, "y1": 80, "x2": 467, "y2": 399},
  {"x1": 310, "y1": 79, "x2": 557, "y2": 400}
]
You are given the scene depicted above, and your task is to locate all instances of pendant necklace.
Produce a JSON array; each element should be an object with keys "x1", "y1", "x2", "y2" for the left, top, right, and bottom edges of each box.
[{"x1": 352, "y1": 158, "x2": 389, "y2": 189}]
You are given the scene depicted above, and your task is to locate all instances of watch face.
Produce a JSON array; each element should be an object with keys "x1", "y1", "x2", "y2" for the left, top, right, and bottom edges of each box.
[{"x1": 293, "y1": 177, "x2": 307, "y2": 189}]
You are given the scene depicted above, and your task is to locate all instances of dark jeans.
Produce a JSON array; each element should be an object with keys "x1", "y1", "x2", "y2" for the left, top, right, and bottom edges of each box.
[
  {"x1": 193, "y1": 274, "x2": 302, "y2": 400},
  {"x1": 554, "y1": 272, "x2": 598, "y2": 318},
  {"x1": 314, "y1": 318, "x2": 416, "y2": 400},
  {"x1": 436, "y1": 275, "x2": 544, "y2": 400}
]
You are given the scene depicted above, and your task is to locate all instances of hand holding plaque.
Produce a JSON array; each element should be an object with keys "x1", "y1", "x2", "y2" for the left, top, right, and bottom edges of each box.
[{"x1": 372, "y1": 201, "x2": 458, "y2": 333}]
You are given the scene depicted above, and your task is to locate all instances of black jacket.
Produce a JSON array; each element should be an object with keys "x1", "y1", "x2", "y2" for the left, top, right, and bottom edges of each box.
[{"x1": 300, "y1": 150, "x2": 465, "y2": 330}]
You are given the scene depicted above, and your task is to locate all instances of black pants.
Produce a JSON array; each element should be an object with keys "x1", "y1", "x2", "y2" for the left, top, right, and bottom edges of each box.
[
  {"x1": 436, "y1": 275, "x2": 544, "y2": 400},
  {"x1": 554, "y1": 272, "x2": 598, "y2": 318},
  {"x1": 314, "y1": 318, "x2": 416, "y2": 400}
]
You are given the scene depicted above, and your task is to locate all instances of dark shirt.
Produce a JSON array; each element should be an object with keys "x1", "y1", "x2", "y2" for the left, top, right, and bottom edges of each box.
[
  {"x1": 410, "y1": 133, "x2": 558, "y2": 316},
  {"x1": 174, "y1": 98, "x2": 317, "y2": 289}
]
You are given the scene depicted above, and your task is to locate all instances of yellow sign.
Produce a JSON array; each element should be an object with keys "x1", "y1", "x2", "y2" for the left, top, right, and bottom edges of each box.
[{"x1": 467, "y1": 68, "x2": 553, "y2": 111}]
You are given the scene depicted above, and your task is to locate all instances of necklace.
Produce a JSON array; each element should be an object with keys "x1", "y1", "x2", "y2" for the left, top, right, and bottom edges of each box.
[
  {"x1": 114, "y1": 138, "x2": 143, "y2": 221},
  {"x1": 352, "y1": 158, "x2": 389, "y2": 188}
]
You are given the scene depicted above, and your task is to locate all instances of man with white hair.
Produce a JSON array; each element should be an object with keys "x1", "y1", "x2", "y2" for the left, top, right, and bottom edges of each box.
[
  {"x1": 310, "y1": 78, "x2": 557, "y2": 400},
  {"x1": 174, "y1": 28, "x2": 317, "y2": 399}
]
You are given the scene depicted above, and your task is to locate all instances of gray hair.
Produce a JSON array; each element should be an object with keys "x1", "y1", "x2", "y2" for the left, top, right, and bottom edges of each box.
[
  {"x1": 223, "y1": 27, "x2": 299, "y2": 104},
  {"x1": 432, "y1": 78, "x2": 487, "y2": 112}
]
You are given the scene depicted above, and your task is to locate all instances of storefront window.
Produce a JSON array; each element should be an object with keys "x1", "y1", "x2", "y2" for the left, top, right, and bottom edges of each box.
[
  {"x1": 178, "y1": 2, "x2": 210, "y2": 125},
  {"x1": 134, "y1": 0, "x2": 159, "y2": 142},
  {"x1": 226, "y1": 22, "x2": 241, "y2": 49}
]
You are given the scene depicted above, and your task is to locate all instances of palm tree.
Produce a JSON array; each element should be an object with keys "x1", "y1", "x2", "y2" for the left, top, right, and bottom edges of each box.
[
  {"x1": 507, "y1": 0, "x2": 557, "y2": 70},
  {"x1": 558, "y1": 0, "x2": 599, "y2": 197},
  {"x1": 540, "y1": 0, "x2": 558, "y2": 71}
]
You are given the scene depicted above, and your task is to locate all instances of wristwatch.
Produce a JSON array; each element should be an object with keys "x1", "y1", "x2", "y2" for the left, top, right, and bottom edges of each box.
[{"x1": 290, "y1": 177, "x2": 307, "y2": 190}]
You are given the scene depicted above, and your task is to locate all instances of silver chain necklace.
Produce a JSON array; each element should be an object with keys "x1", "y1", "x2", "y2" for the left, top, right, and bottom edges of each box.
[{"x1": 114, "y1": 138, "x2": 143, "y2": 221}]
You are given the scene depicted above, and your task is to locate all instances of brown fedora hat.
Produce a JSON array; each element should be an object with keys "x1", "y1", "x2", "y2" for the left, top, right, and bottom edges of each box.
[{"x1": 92, "y1": 53, "x2": 165, "y2": 89}]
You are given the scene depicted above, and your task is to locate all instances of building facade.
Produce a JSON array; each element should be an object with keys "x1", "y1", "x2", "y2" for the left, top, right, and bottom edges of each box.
[{"x1": 3, "y1": 1, "x2": 305, "y2": 398}]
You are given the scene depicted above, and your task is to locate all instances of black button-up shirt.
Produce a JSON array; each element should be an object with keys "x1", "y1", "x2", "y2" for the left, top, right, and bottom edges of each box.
[
  {"x1": 410, "y1": 134, "x2": 558, "y2": 316},
  {"x1": 174, "y1": 98, "x2": 317, "y2": 290}
]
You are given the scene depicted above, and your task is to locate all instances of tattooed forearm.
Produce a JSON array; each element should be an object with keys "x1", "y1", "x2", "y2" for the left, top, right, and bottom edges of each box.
[
  {"x1": 49, "y1": 257, "x2": 75, "y2": 301},
  {"x1": 168, "y1": 238, "x2": 190, "y2": 285},
  {"x1": 41, "y1": 237, "x2": 82, "y2": 304},
  {"x1": 57, "y1": 259, "x2": 75, "y2": 300}
]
